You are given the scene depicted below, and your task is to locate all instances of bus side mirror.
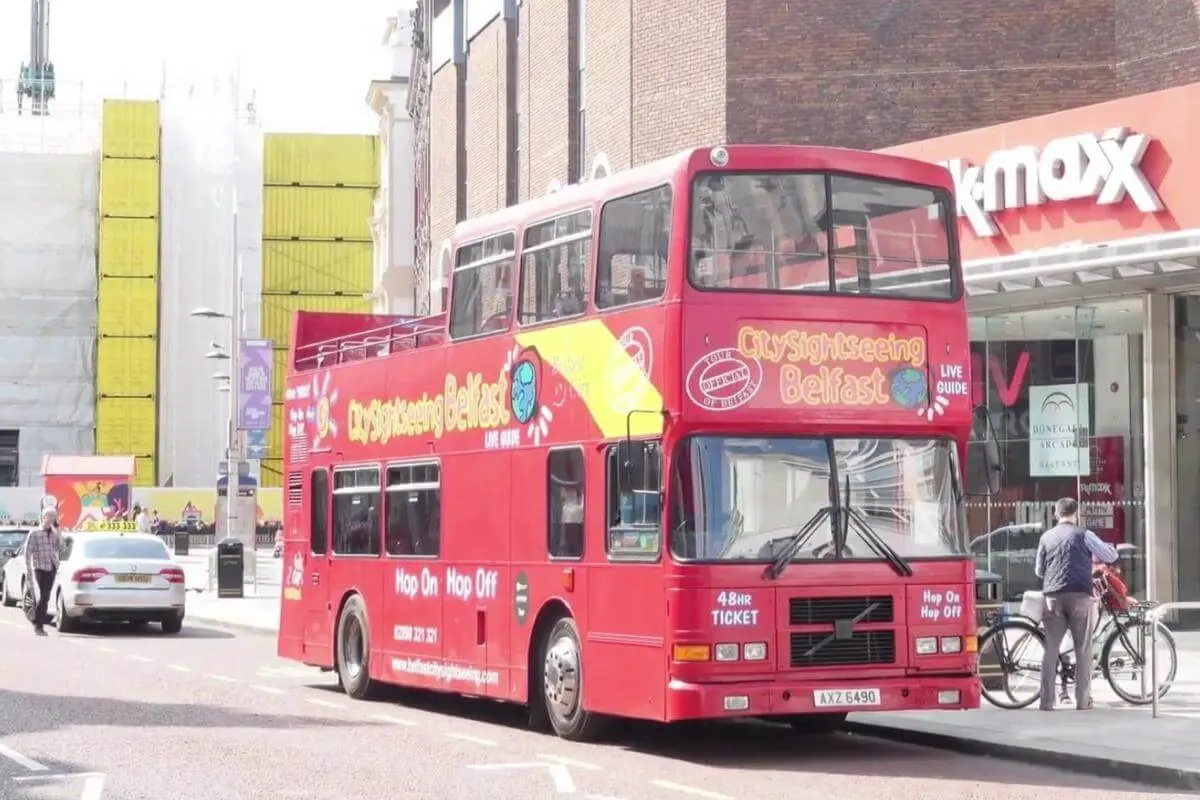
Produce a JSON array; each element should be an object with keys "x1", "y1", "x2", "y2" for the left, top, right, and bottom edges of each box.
[{"x1": 966, "y1": 406, "x2": 1002, "y2": 497}]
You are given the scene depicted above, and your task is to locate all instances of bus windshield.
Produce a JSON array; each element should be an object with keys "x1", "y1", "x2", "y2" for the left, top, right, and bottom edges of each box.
[
  {"x1": 669, "y1": 436, "x2": 966, "y2": 562},
  {"x1": 689, "y1": 172, "x2": 955, "y2": 299}
]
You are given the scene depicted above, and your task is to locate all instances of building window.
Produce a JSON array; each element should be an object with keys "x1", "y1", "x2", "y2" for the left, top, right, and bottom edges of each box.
[
  {"x1": 548, "y1": 448, "x2": 585, "y2": 559},
  {"x1": 596, "y1": 186, "x2": 671, "y2": 309},
  {"x1": 0, "y1": 430, "x2": 17, "y2": 487},
  {"x1": 385, "y1": 462, "x2": 442, "y2": 556},
  {"x1": 332, "y1": 466, "x2": 381, "y2": 556},
  {"x1": 310, "y1": 468, "x2": 329, "y2": 554},
  {"x1": 519, "y1": 210, "x2": 592, "y2": 324},
  {"x1": 605, "y1": 440, "x2": 662, "y2": 560},
  {"x1": 449, "y1": 232, "x2": 516, "y2": 339}
]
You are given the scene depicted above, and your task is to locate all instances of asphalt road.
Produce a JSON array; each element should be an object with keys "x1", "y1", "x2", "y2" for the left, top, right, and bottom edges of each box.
[{"x1": 0, "y1": 609, "x2": 1191, "y2": 800}]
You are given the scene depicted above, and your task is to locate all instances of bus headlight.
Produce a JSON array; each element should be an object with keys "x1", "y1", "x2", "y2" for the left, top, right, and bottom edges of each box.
[
  {"x1": 941, "y1": 636, "x2": 963, "y2": 654},
  {"x1": 915, "y1": 637, "x2": 938, "y2": 655},
  {"x1": 714, "y1": 643, "x2": 740, "y2": 662},
  {"x1": 743, "y1": 642, "x2": 767, "y2": 661}
]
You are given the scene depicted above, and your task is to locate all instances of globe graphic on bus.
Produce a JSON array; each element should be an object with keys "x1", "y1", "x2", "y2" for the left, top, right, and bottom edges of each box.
[
  {"x1": 889, "y1": 367, "x2": 928, "y2": 409},
  {"x1": 511, "y1": 358, "x2": 538, "y2": 424}
]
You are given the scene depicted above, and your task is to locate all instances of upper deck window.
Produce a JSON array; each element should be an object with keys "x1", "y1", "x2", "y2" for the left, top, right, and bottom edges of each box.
[
  {"x1": 519, "y1": 210, "x2": 593, "y2": 324},
  {"x1": 449, "y1": 232, "x2": 517, "y2": 339},
  {"x1": 689, "y1": 173, "x2": 955, "y2": 300},
  {"x1": 596, "y1": 185, "x2": 671, "y2": 310}
]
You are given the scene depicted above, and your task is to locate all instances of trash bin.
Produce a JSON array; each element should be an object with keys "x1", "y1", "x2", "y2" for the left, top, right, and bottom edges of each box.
[
  {"x1": 174, "y1": 526, "x2": 190, "y2": 557},
  {"x1": 215, "y1": 537, "x2": 245, "y2": 598}
]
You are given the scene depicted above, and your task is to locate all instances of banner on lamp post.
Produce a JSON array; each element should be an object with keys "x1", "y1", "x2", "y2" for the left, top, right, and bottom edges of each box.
[{"x1": 238, "y1": 338, "x2": 273, "y2": 431}]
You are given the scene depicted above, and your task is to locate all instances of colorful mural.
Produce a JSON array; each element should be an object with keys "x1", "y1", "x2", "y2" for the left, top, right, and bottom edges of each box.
[
  {"x1": 43, "y1": 476, "x2": 132, "y2": 529},
  {"x1": 0, "y1": 488, "x2": 282, "y2": 529}
]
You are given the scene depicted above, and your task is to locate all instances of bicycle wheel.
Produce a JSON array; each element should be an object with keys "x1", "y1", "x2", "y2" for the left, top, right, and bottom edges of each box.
[
  {"x1": 978, "y1": 617, "x2": 1046, "y2": 710},
  {"x1": 1101, "y1": 619, "x2": 1177, "y2": 705}
]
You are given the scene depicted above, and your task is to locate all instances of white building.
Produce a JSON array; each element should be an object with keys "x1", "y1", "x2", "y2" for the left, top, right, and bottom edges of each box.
[{"x1": 366, "y1": 11, "x2": 417, "y2": 316}]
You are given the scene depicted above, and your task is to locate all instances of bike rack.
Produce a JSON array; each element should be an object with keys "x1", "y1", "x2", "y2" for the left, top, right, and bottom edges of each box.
[{"x1": 1148, "y1": 601, "x2": 1200, "y2": 718}]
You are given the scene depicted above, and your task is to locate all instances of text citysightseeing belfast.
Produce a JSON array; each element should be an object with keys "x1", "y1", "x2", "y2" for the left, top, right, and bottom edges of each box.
[
  {"x1": 346, "y1": 368, "x2": 512, "y2": 444},
  {"x1": 737, "y1": 326, "x2": 926, "y2": 407}
]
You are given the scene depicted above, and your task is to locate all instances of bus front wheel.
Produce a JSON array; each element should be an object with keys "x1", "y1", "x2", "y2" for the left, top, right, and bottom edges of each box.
[
  {"x1": 540, "y1": 617, "x2": 606, "y2": 741},
  {"x1": 336, "y1": 595, "x2": 377, "y2": 700}
]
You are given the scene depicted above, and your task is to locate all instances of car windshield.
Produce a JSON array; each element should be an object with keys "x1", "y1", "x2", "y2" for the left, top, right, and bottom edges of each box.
[
  {"x1": 0, "y1": 532, "x2": 27, "y2": 549},
  {"x1": 83, "y1": 537, "x2": 170, "y2": 560},
  {"x1": 689, "y1": 172, "x2": 954, "y2": 299},
  {"x1": 669, "y1": 436, "x2": 966, "y2": 562}
]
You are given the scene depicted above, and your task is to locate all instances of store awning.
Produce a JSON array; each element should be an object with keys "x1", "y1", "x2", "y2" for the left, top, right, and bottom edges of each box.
[{"x1": 963, "y1": 229, "x2": 1200, "y2": 311}]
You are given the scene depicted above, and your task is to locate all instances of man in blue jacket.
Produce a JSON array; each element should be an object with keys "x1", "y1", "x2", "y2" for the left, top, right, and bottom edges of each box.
[{"x1": 1034, "y1": 497, "x2": 1119, "y2": 710}]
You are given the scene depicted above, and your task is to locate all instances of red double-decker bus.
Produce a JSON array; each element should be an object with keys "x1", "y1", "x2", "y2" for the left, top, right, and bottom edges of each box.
[{"x1": 277, "y1": 144, "x2": 999, "y2": 740}]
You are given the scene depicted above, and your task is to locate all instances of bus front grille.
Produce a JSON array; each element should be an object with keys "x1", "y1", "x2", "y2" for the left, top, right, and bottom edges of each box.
[{"x1": 789, "y1": 630, "x2": 896, "y2": 668}]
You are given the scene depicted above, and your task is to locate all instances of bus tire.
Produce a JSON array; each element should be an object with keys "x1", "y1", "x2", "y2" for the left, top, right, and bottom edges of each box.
[
  {"x1": 335, "y1": 594, "x2": 377, "y2": 700},
  {"x1": 540, "y1": 616, "x2": 606, "y2": 741}
]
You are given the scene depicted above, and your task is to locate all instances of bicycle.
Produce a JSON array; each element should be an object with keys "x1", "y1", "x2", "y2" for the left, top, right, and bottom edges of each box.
[{"x1": 977, "y1": 559, "x2": 1178, "y2": 709}]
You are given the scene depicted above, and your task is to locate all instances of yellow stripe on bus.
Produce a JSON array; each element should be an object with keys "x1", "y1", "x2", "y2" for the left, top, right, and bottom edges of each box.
[{"x1": 514, "y1": 319, "x2": 663, "y2": 440}]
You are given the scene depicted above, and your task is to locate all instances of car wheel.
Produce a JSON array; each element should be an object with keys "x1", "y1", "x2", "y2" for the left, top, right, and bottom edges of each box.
[
  {"x1": 0, "y1": 574, "x2": 11, "y2": 607},
  {"x1": 161, "y1": 613, "x2": 183, "y2": 635},
  {"x1": 22, "y1": 580, "x2": 34, "y2": 624},
  {"x1": 56, "y1": 592, "x2": 78, "y2": 633}
]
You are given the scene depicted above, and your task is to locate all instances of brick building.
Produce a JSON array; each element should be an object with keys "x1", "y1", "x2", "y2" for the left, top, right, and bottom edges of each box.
[{"x1": 410, "y1": 0, "x2": 1200, "y2": 310}]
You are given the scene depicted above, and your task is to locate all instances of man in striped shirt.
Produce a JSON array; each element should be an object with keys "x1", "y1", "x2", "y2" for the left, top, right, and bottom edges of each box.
[{"x1": 25, "y1": 508, "x2": 63, "y2": 636}]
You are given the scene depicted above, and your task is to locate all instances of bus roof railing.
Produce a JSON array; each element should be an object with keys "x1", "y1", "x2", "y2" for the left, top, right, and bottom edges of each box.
[{"x1": 292, "y1": 312, "x2": 448, "y2": 372}]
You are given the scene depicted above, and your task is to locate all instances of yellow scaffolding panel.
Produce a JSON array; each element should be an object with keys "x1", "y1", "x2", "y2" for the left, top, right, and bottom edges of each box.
[
  {"x1": 272, "y1": 348, "x2": 289, "y2": 399},
  {"x1": 260, "y1": 458, "x2": 283, "y2": 488},
  {"x1": 97, "y1": 337, "x2": 158, "y2": 397},
  {"x1": 99, "y1": 218, "x2": 159, "y2": 279},
  {"x1": 260, "y1": 293, "x2": 372, "y2": 349},
  {"x1": 96, "y1": 397, "x2": 157, "y2": 456},
  {"x1": 100, "y1": 158, "x2": 160, "y2": 219},
  {"x1": 98, "y1": 277, "x2": 158, "y2": 337},
  {"x1": 102, "y1": 100, "x2": 161, "y2": 159},
  {"x1": 263, "y1": 133, "x2": 379, "y2": 187},
  {"x1": 262, "y1": 240, "x2": 373, "y2": 294},
  {"x1": 134, "y1": 457, "x2": 156, "y2": 487},
  {"x1": 262, "y1": 186, "x2": 375, "y2": 241}
]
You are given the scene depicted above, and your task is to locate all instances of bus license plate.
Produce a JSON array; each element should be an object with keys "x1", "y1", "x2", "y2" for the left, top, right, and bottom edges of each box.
[
  {"x1": 115, "y1": 574, "x2": 152, "y2": 585},
  {"x1": 813, "y1": 688, "x2": 881, "y2": 708}
]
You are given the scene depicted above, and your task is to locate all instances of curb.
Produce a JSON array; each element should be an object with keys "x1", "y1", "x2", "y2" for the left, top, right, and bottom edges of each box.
[{"x1": 846, "y1": 720, "x2": 1200, "y2": 791}]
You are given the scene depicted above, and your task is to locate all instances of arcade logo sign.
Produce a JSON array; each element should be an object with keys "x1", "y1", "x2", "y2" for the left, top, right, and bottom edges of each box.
[{"x1": 941, "y1": 127, "x2": 1165, "y2": 238}]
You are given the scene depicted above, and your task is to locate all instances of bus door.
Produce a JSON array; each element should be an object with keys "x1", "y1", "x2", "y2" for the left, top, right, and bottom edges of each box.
[{"x1": 302, "y1": 468, "x2": 334, "y2": 666}]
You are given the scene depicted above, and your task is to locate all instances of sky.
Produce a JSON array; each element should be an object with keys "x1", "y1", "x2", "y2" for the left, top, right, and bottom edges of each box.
[{"x1": 0, "y1": 0, "x2": 401, "y2": 133}]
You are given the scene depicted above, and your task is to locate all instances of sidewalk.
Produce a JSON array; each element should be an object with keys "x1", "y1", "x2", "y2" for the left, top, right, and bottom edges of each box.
[
  {"x1": 177, "y1": 547, "x2": 282, "y2": 633},
  {"x1": 849, "y1": 630, "x2": 1200, "y2": 790}
]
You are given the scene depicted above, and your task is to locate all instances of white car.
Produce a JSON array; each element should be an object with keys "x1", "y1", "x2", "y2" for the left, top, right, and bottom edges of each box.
[
  {"x1": 13, "y1": 532, "x2": 187, "y2": 634},
  {"x1": 0, "y1": 529, "x2": 33, "y2": 609}
]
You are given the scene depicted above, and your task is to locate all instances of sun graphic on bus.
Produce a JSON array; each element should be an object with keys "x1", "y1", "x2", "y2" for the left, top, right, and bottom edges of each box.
[
  {"x1": 505, "y1": 345, "x2": 554, "y2": 445},
  {"x1": 304, "y1": 371, "x2": 339, "y2": 449}
]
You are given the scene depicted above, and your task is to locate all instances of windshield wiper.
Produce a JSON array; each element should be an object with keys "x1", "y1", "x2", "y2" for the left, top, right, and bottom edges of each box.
[
  {"x1": 761, "y1": 505, "x2": 833, "y2": 580},
  {"x1": 836, "y1": 475, "x2": 913, "y2": 577}
]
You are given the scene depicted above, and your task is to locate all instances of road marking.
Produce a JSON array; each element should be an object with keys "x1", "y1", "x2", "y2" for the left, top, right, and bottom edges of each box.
[
  {"x1": 127, "y1": 655, "x2": 153, "y2": 663},
  {"x1": 166, "y1": 664, "x2": 191, "y2": 673},
  {"x1": 0, "y1": 744, "x2": 47, "y2": 771},
  {"x1": 650, "y1": 780, "x2": 733, "y2": 799},
  {"x1": 96, "y1": 646, "x2": 117, "y2": 654},
  {"x1": 305, "y1": 698, "x2": 344, "y2": 709},
  {"x1": 445, "y1": 732, "x2": 496, "y2": 746},
  {"x1": 251, "y1": 684, "x2": 286, "y2": 695},
  {"x1": 205, "y1": 673, "x2": 238, "y2": 683},
  {"x1": 585, "y1": 795, "x2": 631, "y2": 800},
  {"x1": 13, "y1": 772, "x2": 106, "y2": 799},
  {"x1": 538, "y1": 754, "x2": 600, "y2": 770},
  {"x1": 371, "y1": 713, "x2": 417, "y2": 727},
  {"x1": 467, "y1": 763, "x2": 574, "y2": 793}
]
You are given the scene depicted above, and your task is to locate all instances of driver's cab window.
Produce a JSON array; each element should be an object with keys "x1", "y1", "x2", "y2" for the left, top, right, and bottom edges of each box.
[{"x1": 605, "y1": 440, "x2": 662, "y2": 560}]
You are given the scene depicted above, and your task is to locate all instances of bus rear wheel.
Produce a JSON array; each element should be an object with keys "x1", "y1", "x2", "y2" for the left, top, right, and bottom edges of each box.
[
  {"x1": 336, "y1": 595, "x2": 377, "y2": 700},
  {"x1": 541, "y1": 617, "x2": 605, "y2": 741}
]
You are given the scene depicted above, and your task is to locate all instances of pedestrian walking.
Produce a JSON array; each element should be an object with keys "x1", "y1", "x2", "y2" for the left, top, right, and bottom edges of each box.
[
  {"x1": 134, "y1": 504, "x2": 151, "y2": 534},
  {"x1": 1034, "y1": 497, "x2": 1119, "y2": 710},
  {"x1": 26, "y1": 507, "x2": 63, "y2": 636}
]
